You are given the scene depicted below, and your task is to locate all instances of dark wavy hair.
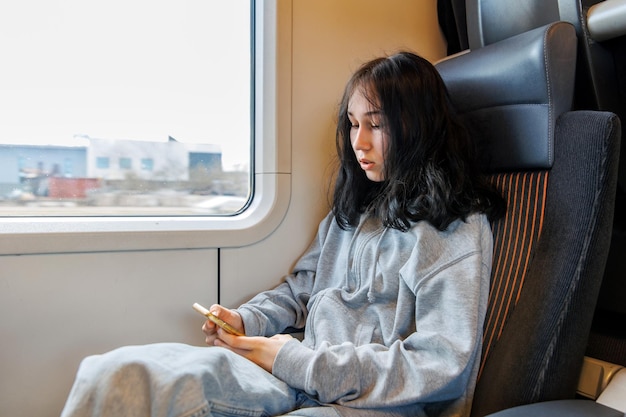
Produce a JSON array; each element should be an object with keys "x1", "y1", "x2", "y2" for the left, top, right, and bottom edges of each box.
[{"x1": 332, "y1": 51, "x2": 505, "y2": 231}]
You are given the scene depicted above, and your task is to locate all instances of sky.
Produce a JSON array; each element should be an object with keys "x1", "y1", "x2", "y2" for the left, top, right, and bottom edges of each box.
[{"x1": 0, "y1": 1, "x2": 251, "y2": 171}]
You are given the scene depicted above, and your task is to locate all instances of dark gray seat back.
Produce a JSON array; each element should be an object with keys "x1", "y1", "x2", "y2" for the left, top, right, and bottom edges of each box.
[{"x1": 436, "y1": 21, "x2": 622, "y2": 416}]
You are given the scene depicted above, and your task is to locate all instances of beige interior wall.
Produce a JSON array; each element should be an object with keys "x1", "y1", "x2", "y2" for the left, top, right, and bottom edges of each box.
[{"x1": 0, "y1": 249, "x2": 217, "y2": 416}]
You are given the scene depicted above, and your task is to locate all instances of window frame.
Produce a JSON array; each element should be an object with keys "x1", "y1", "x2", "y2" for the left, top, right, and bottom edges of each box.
[{"x1": 0, "y1": 0, "x2": 292, "y2": 256}]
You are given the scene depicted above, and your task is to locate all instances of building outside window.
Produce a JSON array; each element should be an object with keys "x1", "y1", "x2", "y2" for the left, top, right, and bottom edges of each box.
[
  {"x1": 141, "y1": 159, "x2": 154, "y2": 171},
  {"x1": 96, "y1": 157, "x2": 110, "y2": 169},
  {"x1": 119, "y1": 158, "x2": 132, "y2": 170}
]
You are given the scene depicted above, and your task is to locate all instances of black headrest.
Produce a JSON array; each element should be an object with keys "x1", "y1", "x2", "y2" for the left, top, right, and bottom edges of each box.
[
  {"x1": 465, "y1": 0, "x2": 582, "y2": 49},
  {"x1": 435, "y1": 22, "x2": 577, "y2": 172}
]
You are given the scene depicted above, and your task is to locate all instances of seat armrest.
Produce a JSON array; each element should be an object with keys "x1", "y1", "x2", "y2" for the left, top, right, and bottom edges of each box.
[
  {"x1": 577, "y1": 356, "x2": 625, "y2": 399},
  {"x1": 484, "y1": 400, "x2": 624, "y2": 417},
  {"x1": 597, "y1": 369, "x2": 626, "y2": 413}
]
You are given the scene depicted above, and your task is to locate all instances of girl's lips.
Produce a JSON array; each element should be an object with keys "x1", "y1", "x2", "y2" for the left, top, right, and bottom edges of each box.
[{"x1": 359, "y1": 158, "x2": 374, "y2": 170}]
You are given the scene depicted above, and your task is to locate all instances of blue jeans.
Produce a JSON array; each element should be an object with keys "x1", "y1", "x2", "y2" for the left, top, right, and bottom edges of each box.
[{"x1": 60, "y1": 343, "x2": 338, "y2": 417}]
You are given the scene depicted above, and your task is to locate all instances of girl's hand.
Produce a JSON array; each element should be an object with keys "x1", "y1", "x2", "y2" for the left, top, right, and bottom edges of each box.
[
  {"x1": 201, "y1": 304, "x2": 244, "y2": 345},
  {"x1": 214, "y1": 332, "x2": 293, "y2": 373}
]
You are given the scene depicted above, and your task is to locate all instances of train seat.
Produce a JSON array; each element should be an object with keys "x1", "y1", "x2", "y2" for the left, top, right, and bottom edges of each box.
[
  {"x1": 438, "y1": 0, "x2": 626, "y2": 376},
  {"x1": 436, "y1": 19, "x2": 622, "y2": 417}
]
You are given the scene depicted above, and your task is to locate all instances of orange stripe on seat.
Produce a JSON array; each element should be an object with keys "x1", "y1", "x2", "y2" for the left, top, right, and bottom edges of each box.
[{"x1": 478, "y1": 171, "x2": 548, "y2": 379}]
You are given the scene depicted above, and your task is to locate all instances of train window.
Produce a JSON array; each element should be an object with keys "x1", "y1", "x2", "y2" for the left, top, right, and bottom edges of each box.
[
  {"x1": 0, "y1": 0, "x2": 292, "y2": 254},
  {"x1": 0, "y1": 1, "x2": 252, "y2": 217}
]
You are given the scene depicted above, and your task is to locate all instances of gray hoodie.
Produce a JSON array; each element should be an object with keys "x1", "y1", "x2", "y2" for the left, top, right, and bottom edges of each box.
[{"x1": 237, "y1": 212, "x2": 492, "y2": 417}]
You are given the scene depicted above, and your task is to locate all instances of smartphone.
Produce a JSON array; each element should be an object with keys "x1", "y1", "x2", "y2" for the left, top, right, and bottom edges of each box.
[{"x1": 192, "y1": 302, "x2": 244, "y2": 336}]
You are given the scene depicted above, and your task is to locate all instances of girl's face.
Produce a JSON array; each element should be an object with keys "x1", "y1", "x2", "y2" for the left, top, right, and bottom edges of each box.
[{"x1": 347, "y1": 88, "x2": 387, "y2": 182}]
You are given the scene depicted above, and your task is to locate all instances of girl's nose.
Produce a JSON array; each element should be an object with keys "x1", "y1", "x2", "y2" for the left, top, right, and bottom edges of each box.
[{"x1": 352, "y1": 127, "x2": 371, "y2": 151}]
